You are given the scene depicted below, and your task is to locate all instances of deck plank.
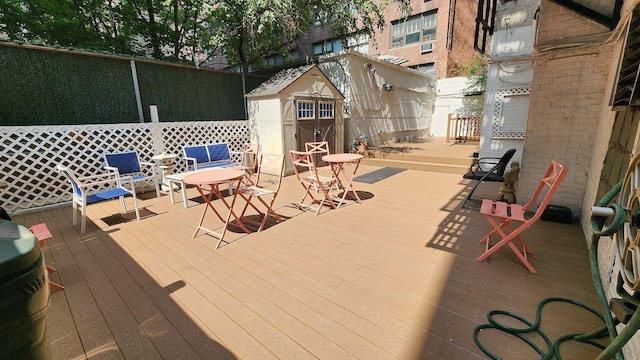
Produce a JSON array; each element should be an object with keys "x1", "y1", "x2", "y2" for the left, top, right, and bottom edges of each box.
[{"x1": 4, "y1": 161, "x2": 613, "y2": 360}]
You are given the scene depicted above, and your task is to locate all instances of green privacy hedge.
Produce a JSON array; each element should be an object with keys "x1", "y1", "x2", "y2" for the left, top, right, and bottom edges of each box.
[{"x1": 0, "y1": 43, "x2": 266, "y2": 125}]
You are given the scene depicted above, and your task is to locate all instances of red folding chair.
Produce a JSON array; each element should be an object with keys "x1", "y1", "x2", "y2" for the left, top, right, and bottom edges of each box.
[
  {"x1": 232, "y1": 143, "x2": 260, "y2": 185},
  {"x1": 236, "y1": 153, "x2": 285, "y2": 232},
  {"x1": 476, "y1": 161, "x2": 568, "y2": 273},
  {"x1": 30, "y1": 223, "x2": 64, "y2": 291},
  {"x1": 290, "y1": 150, "x2": 339, "y2": 215}
]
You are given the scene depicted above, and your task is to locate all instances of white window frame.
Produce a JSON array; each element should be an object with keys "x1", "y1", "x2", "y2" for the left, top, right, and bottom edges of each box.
[
  {"x1": 312, "y1": 38, "x2": 345, "y2": 56},
  {"x1": 491, "y1": 87, "x2": 531, "y2": 139},
  {"x1": 297, "y1": 100, "x2": 315, "y2": 120},
  {"x1": 318, "y1": 101, "x2": 334, "y2": 119}
]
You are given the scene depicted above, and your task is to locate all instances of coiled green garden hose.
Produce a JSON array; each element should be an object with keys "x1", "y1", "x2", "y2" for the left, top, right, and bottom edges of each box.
[{"x1": 473, "y1": 182, "x2": 638, "y2": 360}]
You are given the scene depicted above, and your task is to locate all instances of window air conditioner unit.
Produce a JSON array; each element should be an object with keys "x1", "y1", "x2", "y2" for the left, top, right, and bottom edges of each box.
[{"x1": 420, "y1": 42, "x2": 433, "y2": 54}]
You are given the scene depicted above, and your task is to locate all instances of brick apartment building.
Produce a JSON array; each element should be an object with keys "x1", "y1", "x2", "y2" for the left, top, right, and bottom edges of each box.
[
  {"x1": 369, "y1": 0, "x2": 478, "y2": 79},
  {"x1": 279, "y1": 0, "x2": 479, "y2": 80}
]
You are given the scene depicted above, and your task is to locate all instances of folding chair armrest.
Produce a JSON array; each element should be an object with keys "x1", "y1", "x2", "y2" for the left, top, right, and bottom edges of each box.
[
  {"x1": 470, "y1": 158, "x2": 501, "y2": 172},
  {"x1": 185, "y1": 156, "x2": 198, "y2": 169},
  {"x1": 475, "y1": 164, "x2": 502, "y2": 182},
  {"x1": 79, "y1": 172, "x2": 118, "y2": 182},
  {"x1": 104, "y1": 165, "x2": 120, "y2": 173},
  {"x1": 467, "y1": 162, "x2": 502, "y2": 179},
  {"x1": 139, "y1": 161, "x2": 158, "y2": 175}
]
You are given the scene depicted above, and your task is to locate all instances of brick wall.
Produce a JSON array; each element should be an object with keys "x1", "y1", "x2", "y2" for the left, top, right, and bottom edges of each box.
[
  {"x1": 520, "y1": 0, "x2": 614, "y2": 216},
  {"x1": 369, "y1": 0, "x2": 477, "y2": 78},
  {"x1": 446, "y1": 1, "x2": 478, "y2": 76},
  {"x1": 522, "y1": 48, "x2": 610, "y2": 215},
  {"x1": 535, "y1": 0, "x2": 609, "y2": 45}
]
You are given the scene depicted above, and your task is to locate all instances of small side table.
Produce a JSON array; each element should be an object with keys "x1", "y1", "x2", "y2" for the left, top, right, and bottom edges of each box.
[{"x1": 152, "y1": 153, "x2": 178, "y2": 192}]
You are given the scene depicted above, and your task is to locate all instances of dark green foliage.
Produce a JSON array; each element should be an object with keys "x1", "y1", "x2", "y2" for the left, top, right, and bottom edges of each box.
[{"x1": 0, "y1": 45, "x2": 265, "y2": 125}]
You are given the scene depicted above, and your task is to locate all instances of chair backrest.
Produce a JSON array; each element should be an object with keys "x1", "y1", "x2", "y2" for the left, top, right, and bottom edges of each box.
[
  {"x1": 57, "y1": 165, "x2": 83, "y2": 198},
  {"x1": 241, "y1": 143, "x2": 260, "y2": 169},
  {"x1": 305, "y1": 141, "x2": 330, "y2": 155},
  {"x1": 290, "y1": 150, "x2": 317, "y2": 177},
  {"x1": 496, "y1": 149, "x2": 517, "y2": 176},
  {"x1": 304, "y1": 141, "x2": 329, "y2": 168},
  {"x1": 207, "y1": 143, "x2": 231, "y2": 162},
  {"x1": 255, "y1": 153, "x2": 284, "y2": 190},
  {"x1": 183, "y1": 145, "x2": 209, "y2": 164},
  {"x1": 104, "y1": 151, "x2": 142, "y2": 174},
  {"x1": 523, "y1": 161, "x2": 568, "y2": 219}
]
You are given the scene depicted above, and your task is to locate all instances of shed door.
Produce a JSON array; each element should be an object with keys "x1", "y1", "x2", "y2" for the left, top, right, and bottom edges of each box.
[{"x1": 295, "y1": 97, "x2": 336, "y2": 166}]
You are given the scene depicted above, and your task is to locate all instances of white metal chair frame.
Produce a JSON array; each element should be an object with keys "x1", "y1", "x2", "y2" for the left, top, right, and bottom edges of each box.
[
  {"x1": 104, "y1": 151, "x2": 160, "y2": 198},
  {"x1": 57, "y1": 165, "x2": 140, "y2": 233}
]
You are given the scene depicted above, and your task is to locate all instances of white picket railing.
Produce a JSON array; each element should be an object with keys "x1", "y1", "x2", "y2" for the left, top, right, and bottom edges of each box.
[{"x1": 0, "y1": 121, "x2": 248, "y2": 214}]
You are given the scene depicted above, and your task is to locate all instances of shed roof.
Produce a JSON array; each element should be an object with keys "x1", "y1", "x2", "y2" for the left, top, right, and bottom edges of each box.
[{"x1": 246, "y1": 64, "x2": 342, "y2": 98}]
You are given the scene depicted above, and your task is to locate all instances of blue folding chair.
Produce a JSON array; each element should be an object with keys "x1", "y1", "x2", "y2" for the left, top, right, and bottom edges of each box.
[
  {"x1": 104, "y1": 151, "x2": 160, "y2": 198},
  {"x1": 57, "y1": 165, "x2": 141, "y2": 233}
]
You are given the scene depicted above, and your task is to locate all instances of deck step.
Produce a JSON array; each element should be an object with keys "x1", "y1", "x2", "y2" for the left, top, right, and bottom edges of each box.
[
  {"x1": 366, "y1": 151, "x2": 475, "y2": 166},
  {"x1": 361, "y1": 157, "x2": 470, "y2": 175}
]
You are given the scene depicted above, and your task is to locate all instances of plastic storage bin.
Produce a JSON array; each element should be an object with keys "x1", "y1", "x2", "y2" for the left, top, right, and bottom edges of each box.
[{"x1": 0, "y1": 219, "x2": 51, "y2": 359}]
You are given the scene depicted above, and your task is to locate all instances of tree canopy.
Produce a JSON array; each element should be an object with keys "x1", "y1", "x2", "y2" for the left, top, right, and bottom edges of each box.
[{"x1": 0, "y1": 0, "x2": 410, "y2": 72}]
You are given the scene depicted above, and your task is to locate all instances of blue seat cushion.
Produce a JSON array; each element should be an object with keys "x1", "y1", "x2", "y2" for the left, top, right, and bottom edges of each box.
[
  {"x1": 86, "y1": 188, "x2": 130, "y2": 204},
  {"x1": 184, "y1": 146, "x2": 210, "y2": 164},
  {"x1": 207, "y1": 144, "x2": 231, "y2": 161},
  {"x1": 105, "y1": 152, "x2": 142, "y2": 174}
]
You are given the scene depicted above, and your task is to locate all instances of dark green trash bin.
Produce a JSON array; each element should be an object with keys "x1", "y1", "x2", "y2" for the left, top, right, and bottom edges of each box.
[{"x1": 0, "y1": 219, "x2": 51, "y2": 359}]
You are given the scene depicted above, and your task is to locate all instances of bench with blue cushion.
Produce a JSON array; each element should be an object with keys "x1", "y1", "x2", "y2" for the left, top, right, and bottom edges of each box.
[{"x1": 183, "y1": 143, "x2": 238, "y2": 171}]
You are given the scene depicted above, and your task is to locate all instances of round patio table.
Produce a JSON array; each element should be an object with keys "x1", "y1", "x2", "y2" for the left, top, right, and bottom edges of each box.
[
  {"x1": 183, "y1": 168, "x2": 249, "y2": 248},
  {"x1": 321, "y1": 153, "x2": 364, "y2": 207}
]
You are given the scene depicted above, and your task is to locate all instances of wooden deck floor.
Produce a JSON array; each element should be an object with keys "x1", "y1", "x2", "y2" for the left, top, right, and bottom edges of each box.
[{"x1": 14, "y1": 164, "x2": 607, "y2": 359}]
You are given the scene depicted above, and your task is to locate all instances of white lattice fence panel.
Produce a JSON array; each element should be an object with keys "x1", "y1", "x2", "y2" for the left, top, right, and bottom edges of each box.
[{"x1": 0, "y1": 121, "x2": 248, "y2": 213}]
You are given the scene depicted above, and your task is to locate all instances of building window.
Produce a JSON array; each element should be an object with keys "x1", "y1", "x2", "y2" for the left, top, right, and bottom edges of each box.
[
  {"x1": 297, "y1": 100, "x2": 315, "y2": 119},
  {"x1": 391, "y1": 11, "x2": 437, "y2": 49},
  {"x1": 313, "y1": 39, "x2": 344, "y2": 56},
  {"x1": 265, "y1": 54, "x2": 284, "y2": 67},
  {"x1": 263, "y1": 51, "x2": 299, "y2": 67},
  {"x1": 318, "y1": 101, "x2": 334, "y2": 119}
]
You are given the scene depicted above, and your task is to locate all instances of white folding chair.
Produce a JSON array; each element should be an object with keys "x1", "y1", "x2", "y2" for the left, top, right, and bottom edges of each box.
[
  {"x1": 57, "y1": 165, "x2": 140, "y2": 233},
  {"x1": 104, "y1": 151, "x2": 160, "y2": 198}
]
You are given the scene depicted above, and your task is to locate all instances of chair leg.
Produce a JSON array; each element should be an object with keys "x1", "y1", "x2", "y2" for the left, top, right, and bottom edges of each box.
[
  {"x1": 120, "y1": 195, "x2": 127, "y2": 212},
  {"x1": 154, "y1": 179, "x2": 161, "y2": 198},
  {"x1": 46, "y1": 266, "x2": 65, "y2": 291},
  {"x1": 72, "y1": 201, "x2": 78, "y2": 226},
  {"x1": 131, "y1": 194, "x2": 140, "y2": 221},
  {"x1": 462, "y1": 180, "x2": 483, "y2": 208},
  {"x1": 80, "y1": 204, "x2": 87, "y2": 234},
  {"x1": 30, "y1": 223, "x2": 67, "y2": 291},
  {"x1": 477, "y1": 218, "x2": 537, "y2": 273},
  {"x1": 181, "y1": 180, "x2": 188, "y2": 208},
  {"x1": 257, "y1": 198, "x2": 282, "y2": 231}
]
